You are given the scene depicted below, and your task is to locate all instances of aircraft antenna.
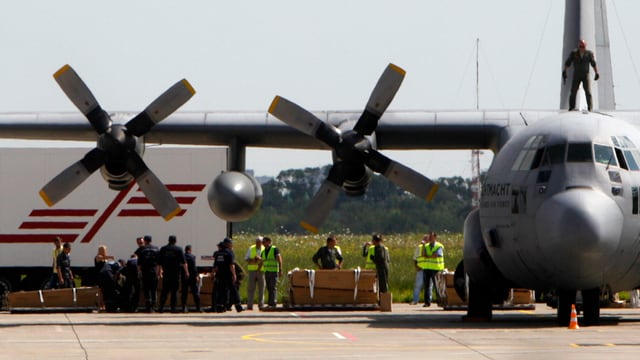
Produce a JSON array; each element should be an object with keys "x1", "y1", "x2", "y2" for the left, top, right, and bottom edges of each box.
[
  {"x1": 471, "y1": 149, "x2": 483, "y2": 209},
  {"x1": 476, "y1": 38, "x2": 480, "y2": 110}
]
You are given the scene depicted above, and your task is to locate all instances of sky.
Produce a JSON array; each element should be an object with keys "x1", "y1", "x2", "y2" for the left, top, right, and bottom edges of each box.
[{"x1": 2, "y1": 1, "x2": 640, "y2": 179}]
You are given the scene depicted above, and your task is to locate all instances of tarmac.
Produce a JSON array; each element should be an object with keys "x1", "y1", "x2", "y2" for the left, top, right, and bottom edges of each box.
[{"x1": 2, "y1": 303, "x2": 640, "y2": 359}]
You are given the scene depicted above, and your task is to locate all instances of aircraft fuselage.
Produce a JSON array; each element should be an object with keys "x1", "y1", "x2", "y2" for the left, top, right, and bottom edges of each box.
[{"x1": 480, "y1": 111, "x2": 640, "y2": 292}]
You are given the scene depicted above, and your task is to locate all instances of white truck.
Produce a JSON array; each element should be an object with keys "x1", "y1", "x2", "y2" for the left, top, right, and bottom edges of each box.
[{"x1": 0, "y1": 145, "x2": 227, "y2": 305}]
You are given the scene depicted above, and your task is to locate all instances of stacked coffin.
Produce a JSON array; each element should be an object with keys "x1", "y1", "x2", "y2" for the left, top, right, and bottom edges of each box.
[
  {"x1": 8, "y1": 287, "x2": 101, "y2": 312},
  {"x1": 288, "y1": 269, "x2": 378, "y2": 306}
]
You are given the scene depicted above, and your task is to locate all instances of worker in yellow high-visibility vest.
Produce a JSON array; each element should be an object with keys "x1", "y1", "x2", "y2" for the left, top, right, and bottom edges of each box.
[
  {"x1": 261, "y1": 237, "x2": 282, "y2": 308},
  {"x1": 362, "y1": 240, "x2": 376, "y2": 269},
  {"x1": 419, "y1": 232, "x2": 444, "y2": 307},
  {"x1": 244, "y1": 236, "x2": 265, "y2": 310},
  {"x1": 411, "y1": 233, "x2": 430, "y2": 305}
]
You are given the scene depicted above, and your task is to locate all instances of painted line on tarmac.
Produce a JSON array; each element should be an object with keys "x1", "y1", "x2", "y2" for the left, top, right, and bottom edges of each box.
[
  {"x1": 243, "y1": 331, "x2": 354, "y2": 345},
  {"x1": 332, "y1": 332, "x2": 357, "y2": 341}
]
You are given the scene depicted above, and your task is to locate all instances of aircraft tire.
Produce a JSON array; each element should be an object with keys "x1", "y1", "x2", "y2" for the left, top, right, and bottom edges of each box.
[
  {"x1": 582, "y1": 287, "x2": 600, "y2": 326},
  {"x1": 464, "y1": 278, "x2": 492, "y2": 321},
  {"x1": 556, "y1": 289, "x2": 576, "y2": 326}
]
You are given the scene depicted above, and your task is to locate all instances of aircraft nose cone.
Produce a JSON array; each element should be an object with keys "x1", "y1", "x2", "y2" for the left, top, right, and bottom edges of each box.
[{"x1": 536, "y1": 188, "x2": 622, "y2": 287}]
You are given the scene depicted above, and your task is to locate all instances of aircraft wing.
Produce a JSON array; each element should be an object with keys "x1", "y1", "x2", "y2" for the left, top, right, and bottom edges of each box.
[{"x1": 3, "y1": 110, "x2": 640, "y2": 152}]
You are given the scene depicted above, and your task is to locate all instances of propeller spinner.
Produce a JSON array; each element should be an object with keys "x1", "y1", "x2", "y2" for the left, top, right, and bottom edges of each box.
[
  {"x1": 39, "y1": 64, "x2": 195, "y2": 221},
  {"x1": 269, "y1": 63, "x2": 439, "y2": 233}
]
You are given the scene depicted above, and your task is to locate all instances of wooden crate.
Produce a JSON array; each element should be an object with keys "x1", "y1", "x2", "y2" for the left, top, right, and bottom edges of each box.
[
  {"x1": 379, "y1": 292, "x2": 393, "y2": 312},
  {"x1": 511, "y1": 289, "x2": 533, "y2": 305},
  {"x1": 288, "y1": 269, "x2": 376, "y2": 291},
  {"x1": 290, "y1": 287, "x2": 377, "y2": 305},
  {"x1": 8, "y1": 287, "x2": 101, "y2": 311}
]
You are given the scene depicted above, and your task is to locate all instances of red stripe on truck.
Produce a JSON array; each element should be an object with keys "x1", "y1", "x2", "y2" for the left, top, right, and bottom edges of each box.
[
  {"x1": 80, "y1": 184, "x2": 134, "y2": 243},
  {"x1": 29, "y1": 209, "x2": 98, "y2": 217},
  {"x1": 127, "y1": 196, "x2": 197, "y2": 205},
  {"x1": 118, "y1": 209, "x2": 187, "y2": 217},
  {"x1": 19, "y1": 221, "x2": 88, "y2": 229},
  {"x1": 0, "y1": 234, "x2": 79, "y2": 243}
]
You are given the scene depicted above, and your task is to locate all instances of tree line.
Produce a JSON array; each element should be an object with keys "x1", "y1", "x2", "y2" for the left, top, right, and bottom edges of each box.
[{"x1": 235, "y1": 166, "x2": 474, "y2": 235}]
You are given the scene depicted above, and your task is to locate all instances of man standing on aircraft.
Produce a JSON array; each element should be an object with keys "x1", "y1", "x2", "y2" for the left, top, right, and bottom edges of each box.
[
  {"x1": 312, "y1": 235, "x2": 344, "y2": 270},
  {"x1": 261, "y1": 237, "x2": 283, "y2": 308},
  {"x1": 562, "y1": 39, "x2": 599, "y2": 112},
  {"x1": 245, "y1": 236, "x2": 265, "y2": 311},
  {"x1": 420, "y1": 232, "x2": 445, "y2": 307}
]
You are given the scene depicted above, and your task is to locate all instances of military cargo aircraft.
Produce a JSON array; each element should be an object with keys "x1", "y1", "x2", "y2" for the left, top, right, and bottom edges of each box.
[{"x1": 0, "y1": 0, "x2": 639, "y2": 325}]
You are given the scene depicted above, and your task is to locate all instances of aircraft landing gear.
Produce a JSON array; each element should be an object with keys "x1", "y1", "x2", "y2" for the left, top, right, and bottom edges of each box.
[
  {"x1": 581, "y1": 287, "x2": 600, "y2": 326},
  {"x1": 464, "y1": 278, "x2": 492, "y2": 322},
  {"x1": 557, "y1": 288, "x2": 601, "y2": 326},
  {"x1": 556, "y1": 289, "x2": 576, "y2": 326}
]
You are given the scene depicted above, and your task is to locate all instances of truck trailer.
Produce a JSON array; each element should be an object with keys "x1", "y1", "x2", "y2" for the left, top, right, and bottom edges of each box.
[{"x1": 0, "y1": 146, "x2": 227, "y2": 306}]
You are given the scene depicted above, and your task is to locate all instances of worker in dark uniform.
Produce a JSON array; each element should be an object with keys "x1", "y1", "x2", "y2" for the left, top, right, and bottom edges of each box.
[
  {"x1": 371, "y1": 234, "x2": 391, "y2": 293},
  {"x1": 137, "y1": 235, "x2": 159, "y2": 312},
  {"x1": 213, "y1": 238, "x2": 244, "y2": 313},
  {"x1": 312, "y1": 235, "x2": 344, "y2": 269},
  {"x1": 563, "y1": 39, "x2": 600, "y2": 111},
  {"x1": 210, "y1": 241, "x2": 224, "y2": 312},
  {"x1": 129, "y1": 237, "x2": 145, "y2": 311},
  {"x1": 158, "y1": 235, "x2": 187, "y2": 313},
  {"x1": 56, "y1": 242, "x2": 74, "y2": 288},
  {"x1": 181, "y1": 245, "x2": 201, "y2": 312},
  {"x1": 120, "y1": 254, "x2": 138, "y2": 312}
]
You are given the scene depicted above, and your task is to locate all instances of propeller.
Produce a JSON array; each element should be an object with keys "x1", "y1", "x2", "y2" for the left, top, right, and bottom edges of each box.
[
  {"x1": 39, "y1": 64, "x2": 195, "y2": 221},
  {"x1": 269, "y1": 63, "x2": 439, "y2": 233}
]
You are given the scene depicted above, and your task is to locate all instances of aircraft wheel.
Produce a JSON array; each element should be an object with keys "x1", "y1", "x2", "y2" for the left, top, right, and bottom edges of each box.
[
  {"x1": 556, "y1": 289, "x2": 576, "y2": 326},
  {"x1": 582, "y1": 287, "x2": 600, "y2": 326},
  {"x1": 464, "y1": 278, "x2": 492, "y2": 321}
]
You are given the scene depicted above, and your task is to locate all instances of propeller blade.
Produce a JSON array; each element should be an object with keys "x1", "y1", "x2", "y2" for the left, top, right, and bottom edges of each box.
[
  {"x1": 299, "y1": 164, "x2": 346, "y2": 233},
  {"x1": 268, "y1": 96, "x2": 341, "y2": 147},
  {"x1": 39, "y1": 148, "x2": 106, "y2": 206},
  {"x1": 353, "y1": 63, "x2": 406, "y2": 136},
  {"x1": 300, "y1": 180, "x2": 341, "y2": 234},
  {"x1": 126, "y1": 79, "x2": 196, "y2": 137},
  {"x1": 125, "y1": 152, "x2": 181, "y2": 221},
  {"x1": 366, "y1": 150, "x2": 438, "y2": 201},
  {"x1": 53, "y1": 64, "x2": 112, "y2": 134}
]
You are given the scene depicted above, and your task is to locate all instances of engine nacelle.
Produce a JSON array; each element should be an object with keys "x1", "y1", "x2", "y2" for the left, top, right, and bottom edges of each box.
[
  {"x1": 342, "y1": 167, "x2": 372, "y2": 196},
  {"x1": 100, "y1": 166, "x2": 134, "y2": 190},
  {"x1": 207, "y1": 171, "x2": 263, "y2": 222}
]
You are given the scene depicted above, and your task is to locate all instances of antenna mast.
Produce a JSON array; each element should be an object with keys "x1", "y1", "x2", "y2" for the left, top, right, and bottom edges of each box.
[{"x1": 471, "y1": 38, "x2": 482, "y2": 209}]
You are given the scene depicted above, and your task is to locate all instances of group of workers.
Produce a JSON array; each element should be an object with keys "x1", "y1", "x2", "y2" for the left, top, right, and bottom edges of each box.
[{"x1": 47, "y1": 230, "x2": 446, "y2": 312}]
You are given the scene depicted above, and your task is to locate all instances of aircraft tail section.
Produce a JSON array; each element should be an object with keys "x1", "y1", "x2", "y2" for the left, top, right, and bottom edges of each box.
[{"x1": 560, "y1": 0, "x2": 615, "y2": 111}]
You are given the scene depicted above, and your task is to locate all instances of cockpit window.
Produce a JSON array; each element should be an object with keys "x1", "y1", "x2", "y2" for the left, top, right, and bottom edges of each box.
[
  {"x1": 594, "y1": 144, "x2": 617, "y2": 166},
  {"x1": 512, "y1": 135, "x2": 548, "y2": 171},
  {"x1": 567, "y1": 143, "x2": 592, "y2": 162},
  {"x1": 624, "y1": 150, "x2": 640, "y2": 170},
  {"x1": 539, "y1": 144, "x2": 565, "y2": 167},
  {"x1": 611, "y1": 135, "x2": 640, "y2": 171}
]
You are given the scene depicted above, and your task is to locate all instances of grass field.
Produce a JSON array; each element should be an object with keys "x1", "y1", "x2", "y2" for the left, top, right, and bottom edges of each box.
[{"x1": 232, "y1": 232, "x2": 463, "y2": 304}]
